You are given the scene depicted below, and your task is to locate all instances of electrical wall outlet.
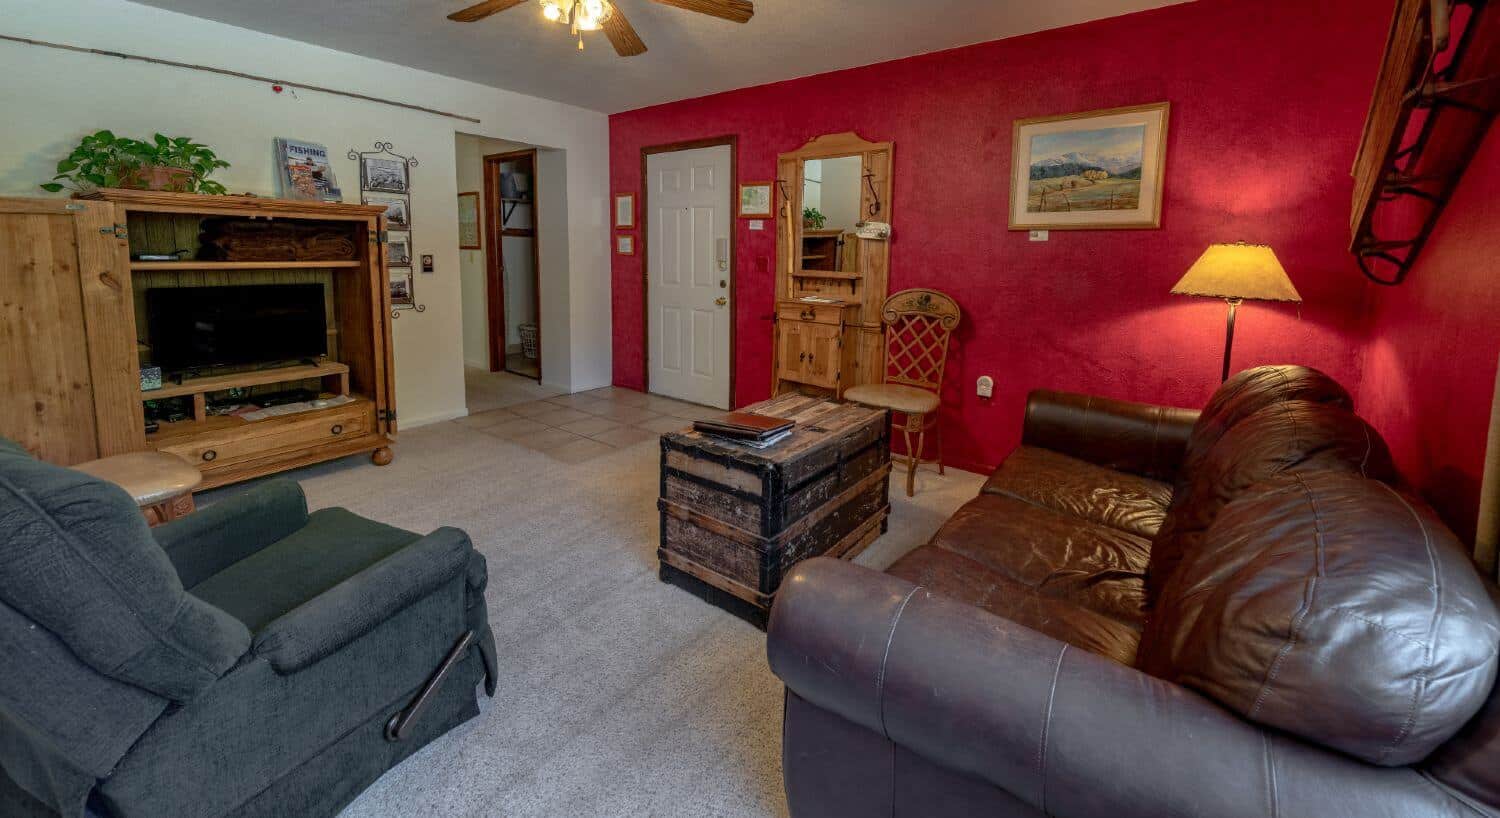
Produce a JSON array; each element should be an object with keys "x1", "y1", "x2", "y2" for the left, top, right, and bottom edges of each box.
[
  {"x1": 1029, "y1": 230, "x2": 1049, "y2": 242},
  {"x1": 976, "y1": 375, "x2": 995, "y2": 398}
]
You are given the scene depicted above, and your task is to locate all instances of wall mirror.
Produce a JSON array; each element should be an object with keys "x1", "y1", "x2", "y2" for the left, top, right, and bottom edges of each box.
[{"x1": 800, "y1": 155, "x2": 864, "y2": 275}]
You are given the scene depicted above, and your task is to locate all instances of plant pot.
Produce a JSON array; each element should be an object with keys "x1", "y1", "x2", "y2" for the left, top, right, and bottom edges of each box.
[{"x1": 120, "y1": 165, "x2": 196, "y2": 193}]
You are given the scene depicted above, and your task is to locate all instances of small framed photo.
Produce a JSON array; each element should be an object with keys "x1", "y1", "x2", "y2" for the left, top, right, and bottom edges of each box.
[
  {"x1": 457, "y1": 191, "x2": 481, "y2": 249},
  {"x1": 387, "y1": 232, "x2": 411, "y2": 266},
  {"x1": 389, "y1": 268, "x2": 413, "y2": 303},
  {"x1": 615, "y1": 234, "x2": 635, "y2": 256},
  {"x1": 362, "y1": 156, "x2": 409, "y2": 193},
  {"x1": 738, "y1": 182, "x2": 773, "y2": 218},
  {"x1": 614, "y1": 194, "x2": 635, "y2": 229},
  {"x1": 364, "y1": 193, "x2": 410, "y2": 229}
]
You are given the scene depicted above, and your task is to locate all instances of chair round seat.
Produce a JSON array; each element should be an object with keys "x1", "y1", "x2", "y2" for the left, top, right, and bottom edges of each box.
[{"x1": 844, "y1": 383, "x2": 940, "y2": 415}]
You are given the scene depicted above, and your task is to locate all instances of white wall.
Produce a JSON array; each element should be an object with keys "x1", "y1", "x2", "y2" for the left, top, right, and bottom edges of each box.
[{"x1": 0, "y1": 0, "x2": 612, "y2": 427}]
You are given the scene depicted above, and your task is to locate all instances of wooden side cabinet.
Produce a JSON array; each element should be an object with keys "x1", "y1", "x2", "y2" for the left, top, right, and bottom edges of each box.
[{"x1": 773, "y1": 301, "x2": 859, "y2": 398}]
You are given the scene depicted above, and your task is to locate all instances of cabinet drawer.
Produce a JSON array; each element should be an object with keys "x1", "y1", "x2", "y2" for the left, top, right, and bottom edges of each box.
[
  {"x1": 159, "y1": 404, "x2": 373, "y2": 470},
  {"x1": 778, "y1": 303, "x2": 845, "y2": 326}
]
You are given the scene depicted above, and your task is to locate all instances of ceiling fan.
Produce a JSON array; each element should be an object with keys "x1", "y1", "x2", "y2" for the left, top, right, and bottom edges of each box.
[{"x1": 447, "y1": 0, "x2": 755, "y2": 57}]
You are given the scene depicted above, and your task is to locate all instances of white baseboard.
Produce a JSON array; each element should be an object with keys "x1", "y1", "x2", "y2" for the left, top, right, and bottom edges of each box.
[{"x1": 401, "y1": 407, "x2": 469, "y2": 429}]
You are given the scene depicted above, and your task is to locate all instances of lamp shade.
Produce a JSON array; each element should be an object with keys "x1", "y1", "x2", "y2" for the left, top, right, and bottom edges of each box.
[{"x1": 1171, "y1": 243, "x2": 1302, "y2": 303}]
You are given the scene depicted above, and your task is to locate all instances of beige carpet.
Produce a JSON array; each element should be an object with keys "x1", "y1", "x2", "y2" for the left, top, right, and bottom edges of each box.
[{"x1": 204, "y1": 377, "x2": 984, "y2": 818}]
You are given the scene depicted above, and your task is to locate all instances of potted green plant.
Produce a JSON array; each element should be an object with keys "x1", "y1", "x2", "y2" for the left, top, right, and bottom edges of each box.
[
  {"x1": 802, "y1": 206, "x2": 826, "y2": 230},
  {"x1": 40, "y1": 131, "x2": 231, "y2": 194}
]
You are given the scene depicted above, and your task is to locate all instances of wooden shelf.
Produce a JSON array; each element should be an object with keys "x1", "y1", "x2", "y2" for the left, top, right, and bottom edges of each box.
[
  {"x1": 131, "y1": 260, "x2": 361, "y2": 271},
  {"x1": 793, "y1": 270, "x2": 861, "y2": 280},
  {"x1": 142, "y1": 361, "x2": 349, "y2": 400}
]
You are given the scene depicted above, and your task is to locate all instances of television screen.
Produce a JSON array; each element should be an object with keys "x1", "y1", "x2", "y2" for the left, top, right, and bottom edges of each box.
[{"x1": 146, "y1": 284, "x2": 328, "y2": 374}]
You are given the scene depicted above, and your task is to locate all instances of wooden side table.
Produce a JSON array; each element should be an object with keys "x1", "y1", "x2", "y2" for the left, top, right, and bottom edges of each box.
[{"x1": 74, "y1": 452, "x2": 203, "y2": 526}]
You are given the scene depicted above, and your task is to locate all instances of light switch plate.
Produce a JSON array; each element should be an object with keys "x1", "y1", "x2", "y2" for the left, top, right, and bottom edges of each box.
[
  {"x1": 1029, "y1": 230, "x2": 1049, "y2": 242},
  {"x1": 977, "y1": 375, "x2": 995, "y2": 398},
  {"x1": 749, "y1": 220, "x2": 764, "y2": 231}
]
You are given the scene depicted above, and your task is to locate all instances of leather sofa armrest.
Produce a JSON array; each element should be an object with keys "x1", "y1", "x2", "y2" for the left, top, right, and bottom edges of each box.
[
  {"x1": 252, "y1": 527, "x2": 472, "y2": 674},
  {"x1": 153, "y1": 479, "x2": 309, "y2": 587},
  {"x1": 768, "y1": 558, "x2": 1460, "y2": 818},
  {"x1": 1021, "y1": 389, "x2": 1198, "y2": 481}
]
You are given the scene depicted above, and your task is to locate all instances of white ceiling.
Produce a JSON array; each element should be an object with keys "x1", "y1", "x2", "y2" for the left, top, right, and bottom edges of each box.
[{"x1": 129, "y1": 0, "x2": 1191, "y2": 114}]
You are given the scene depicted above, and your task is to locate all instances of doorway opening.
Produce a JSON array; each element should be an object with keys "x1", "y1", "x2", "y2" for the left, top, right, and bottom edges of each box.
[
  {"x1": 485, "y1": 149, "x2": 542, "y2": 380},
  {"x1": 640, "y1": 136, "x2": 737, "y2": 410}
]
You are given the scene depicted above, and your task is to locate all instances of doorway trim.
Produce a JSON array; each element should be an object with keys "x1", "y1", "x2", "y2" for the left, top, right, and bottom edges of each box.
[
  {"x1": 639, "y1": 135, "x2": 738, "y2": 406},
  {"x1": 482, "y1": 149, "x2": 543, "y2": 379}
]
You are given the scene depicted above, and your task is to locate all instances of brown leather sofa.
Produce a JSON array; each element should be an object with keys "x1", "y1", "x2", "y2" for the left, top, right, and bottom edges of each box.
[{"x1": 767, "y1": 365, "x2": 1500, "y2": 818}]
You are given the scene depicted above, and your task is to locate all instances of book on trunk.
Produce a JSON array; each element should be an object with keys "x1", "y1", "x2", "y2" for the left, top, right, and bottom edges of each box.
[{"x1": 693, "y1": 412, "x2": 795, "y2": 443}]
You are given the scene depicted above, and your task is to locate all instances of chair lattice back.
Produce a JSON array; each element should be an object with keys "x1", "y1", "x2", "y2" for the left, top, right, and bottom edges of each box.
[{"x1": 881, "y1": 289, "x2": 961, "y2": 392}]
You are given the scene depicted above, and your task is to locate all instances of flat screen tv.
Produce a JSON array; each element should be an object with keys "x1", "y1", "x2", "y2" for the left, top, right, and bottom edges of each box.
[{"x1": 146, "y1": 284, "x2": 327, "y2": 374}]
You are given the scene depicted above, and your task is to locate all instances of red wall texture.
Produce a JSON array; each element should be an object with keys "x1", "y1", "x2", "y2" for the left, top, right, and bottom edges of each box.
[
  {"x1": 1357, "y1": 128, "x2": 1500, "y2": 544},
  {"x1": 609, "y1": 0, "x2": 1392, "y2": 475}
]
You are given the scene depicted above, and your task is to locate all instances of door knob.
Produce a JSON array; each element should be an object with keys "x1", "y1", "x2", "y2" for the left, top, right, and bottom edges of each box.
[{"x1": 714, "y1": 297, "x2": 727, "y2": 306}]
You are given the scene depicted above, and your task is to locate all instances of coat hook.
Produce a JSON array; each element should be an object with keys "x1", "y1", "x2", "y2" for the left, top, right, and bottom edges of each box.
[{"x1": 863, "y1": 171, "x2": 882, "y2": 217}]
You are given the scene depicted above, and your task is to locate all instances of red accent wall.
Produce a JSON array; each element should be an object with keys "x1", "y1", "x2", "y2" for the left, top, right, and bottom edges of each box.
[
  {"x1": 1357, "y1": 127, "x2": 1500, "y2": 544},
  {"x1": 609, "y1": 0, "x2": 1390, "y2": 475}
]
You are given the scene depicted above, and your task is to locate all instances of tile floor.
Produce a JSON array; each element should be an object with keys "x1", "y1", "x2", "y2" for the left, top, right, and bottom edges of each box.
[{"x1": 460, "y1": 373, "x2": 727, "y2": 464}]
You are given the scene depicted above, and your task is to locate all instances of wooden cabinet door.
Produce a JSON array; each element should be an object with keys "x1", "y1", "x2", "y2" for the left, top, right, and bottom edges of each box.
[
  {"x1": 0, "y1": 197, "x2": 141, "y2": 464},
  {"x1": 800, "y1": 323, "x2": 841, "y2": 388},
  {"x1": 776, "y1": 320, "x2": 809, "y2": 385},
  {"x1": 777, "y1": 320, "x2": 841, "y2": 389}
]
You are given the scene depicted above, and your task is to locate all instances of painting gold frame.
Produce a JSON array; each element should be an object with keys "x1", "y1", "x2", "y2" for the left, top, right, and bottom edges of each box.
[{"x1": 1009, "y1": 101, "x2": 1170, "y2": 231}]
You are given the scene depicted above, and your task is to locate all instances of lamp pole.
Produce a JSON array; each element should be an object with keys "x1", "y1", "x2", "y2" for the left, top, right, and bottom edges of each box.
[{"x1": 1221, "y1": 297, "x2": 1242, "y2": 383}]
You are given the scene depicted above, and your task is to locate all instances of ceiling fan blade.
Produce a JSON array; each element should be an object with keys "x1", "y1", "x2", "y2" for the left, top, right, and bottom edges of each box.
[
  {"x1": 649, "y1": 0, "x2": 754, "y2": 24},
  {"x1": 603, "y1": 6, "x2": 648, "y2": 56},
  {"x1": 447, "y1": 0, "x2": 528, "y2": 22}
]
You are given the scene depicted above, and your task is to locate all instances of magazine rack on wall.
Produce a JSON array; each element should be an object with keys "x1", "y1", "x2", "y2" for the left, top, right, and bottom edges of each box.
[{"x1": 349, "y1": 141, "x2": 425, "y2": 318}]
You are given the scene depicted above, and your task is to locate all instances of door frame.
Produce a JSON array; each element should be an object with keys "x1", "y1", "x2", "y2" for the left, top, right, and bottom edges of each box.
[
  {"x1": 639, "y1": 135, "x2": 738, "y2": 407},
  {"x1": 482, "y1": 149, "x2": 543, "y2": 379}
]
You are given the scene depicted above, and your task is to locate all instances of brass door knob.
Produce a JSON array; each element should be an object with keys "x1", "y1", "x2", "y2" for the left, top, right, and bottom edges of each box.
[{"x1": 714, "y1": 297, "x2": 727, "y2": 306}]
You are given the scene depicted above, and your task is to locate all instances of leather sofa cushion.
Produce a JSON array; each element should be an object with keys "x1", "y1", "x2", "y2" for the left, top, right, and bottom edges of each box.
[
  {"x1": 982, "y1": 445, "x2": 1173, "y2": 538},
  {"x1": 1144, "y1": 400, "x2": 1396, "y2": 609},
  {"x1": 927, "y1": 493, "x2": 1149, "y2": 626},
  {"x1": 1146, "y1": 470, "x2": 1500, "y2": 766},
  {"x1": 888, "y1": 545, "x2": 1140, "y2": 666},
  {"x1": 1178, "y1": 365, "x2": 1352, "y2": 488}
]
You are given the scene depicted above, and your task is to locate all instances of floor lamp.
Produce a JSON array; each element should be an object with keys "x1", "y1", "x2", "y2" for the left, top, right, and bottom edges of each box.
[{"x1": 1171, "y1": 242, "x2": 1302, "y2": 383}]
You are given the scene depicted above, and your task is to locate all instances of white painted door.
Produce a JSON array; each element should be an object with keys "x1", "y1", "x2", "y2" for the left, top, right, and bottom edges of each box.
[{"x1": 647, "y1": 145, "x2": 732, "y2": 409}]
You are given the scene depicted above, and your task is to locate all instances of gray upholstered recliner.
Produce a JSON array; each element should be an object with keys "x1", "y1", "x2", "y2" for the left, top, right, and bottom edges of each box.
[{"x1": 0, "y1": 437, "x2": 497, "y2": 818}]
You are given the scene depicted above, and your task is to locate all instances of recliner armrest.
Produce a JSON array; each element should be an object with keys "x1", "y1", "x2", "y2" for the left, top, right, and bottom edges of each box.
[
  {"x1": 1022, "y1": 389, "x2": 1198, "y2": 481},
  {"x1": 767, "y1": 558, "x2": 1461, "y2": 818},
  {"x1": 153, "y1": 480, "x2": 309, "y2": 587},
  {"x1": 252, "y1": 527, "x2": 472, "y2": 674}
]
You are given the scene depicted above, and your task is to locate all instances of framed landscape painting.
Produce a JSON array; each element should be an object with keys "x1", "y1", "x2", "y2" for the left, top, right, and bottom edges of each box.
[{"x1": 1009, "y1": 102, "x2": 1170, "y2": 230}]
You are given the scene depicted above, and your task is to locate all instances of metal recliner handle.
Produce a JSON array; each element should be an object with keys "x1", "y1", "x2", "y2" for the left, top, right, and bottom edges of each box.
[{"x1": 385, "y1": 630, "x2": 475, "y2": 742}]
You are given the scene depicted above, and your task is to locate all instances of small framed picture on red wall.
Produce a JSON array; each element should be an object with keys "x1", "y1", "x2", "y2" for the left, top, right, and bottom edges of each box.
[
  {"x1": 737, "y1": 182, "x2": 773, "y2": 218},
  {"x1": 614, "y1": 194, "x2": 636, "y2": 229}
]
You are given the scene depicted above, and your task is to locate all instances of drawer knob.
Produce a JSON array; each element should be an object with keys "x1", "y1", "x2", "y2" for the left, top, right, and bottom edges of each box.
[
  {"x1": 331, "y1": 424, "x2": 344, "y2": 435},
  {"x1": 201, "y1": 450, "x2": 217, "y2": 462},
  {"x1": 800, "y1": 309, "x2": 814, "y2": 320}
]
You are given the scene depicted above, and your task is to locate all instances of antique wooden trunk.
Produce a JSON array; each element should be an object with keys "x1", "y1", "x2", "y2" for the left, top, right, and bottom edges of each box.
[{"x1": 658, "y1": 394, "x2": 891, "y2": 623}]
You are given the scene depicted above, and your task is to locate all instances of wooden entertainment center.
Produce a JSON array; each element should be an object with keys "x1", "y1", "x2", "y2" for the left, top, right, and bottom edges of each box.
[{"x1": 0, "y1": 190, "x2": 398, "y2": 489}]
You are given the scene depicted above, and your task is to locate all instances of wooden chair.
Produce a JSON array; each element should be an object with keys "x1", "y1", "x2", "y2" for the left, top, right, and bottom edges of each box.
[{"x1": 844, "y1": 289, "x2": 961, "y2": 497}]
